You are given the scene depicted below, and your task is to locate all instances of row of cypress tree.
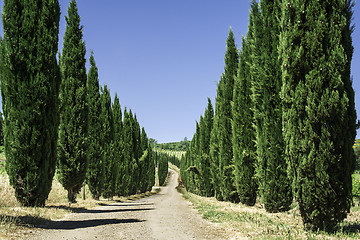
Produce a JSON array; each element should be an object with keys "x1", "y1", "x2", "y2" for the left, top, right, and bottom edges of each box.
[
  {"x1": 0, "y1": 0, "x2": 155, "y2": 206},
  {"x1": 181, "y1": 0, "x2": 356, "y2": 232},
  {"x1": 155, "y1": 152, "x2": 170, "y2": 186}
]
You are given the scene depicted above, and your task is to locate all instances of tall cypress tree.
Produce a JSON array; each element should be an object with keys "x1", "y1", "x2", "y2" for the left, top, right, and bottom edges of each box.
[
  {"x1": 232, "y1": 35, "x2": 257, "y2": 206},
  {"x1": 199, "y1": 98, "x2": 214, "y2": 197},
  {"x1": 0, "y1": 0, "x2": 60, "y2": 207},
  {"x1": 100, "y1": 85, "x2": 115, "y2": 199},
  {"x1": 86, "y1": 51, "x2": 103, "y2": 200},
  {"x1": 134, "y1": 115, "x2": 142, "y2": 193},
  {"x1": 58, "y1": 0, "x2": 88, "y2": 203},
  {"x1": 210, "y1": 75, "x2": 224, "y2": 201},
  {"x1": 128, "y1": 110, "x2": 139, "y2": 195},
  {"x1": 122, "y1": 108, "x2": 132, "y2": 196},
  {"x1": 193, "y1": 122, "x2": 201, "y2": 194},
  {"x1": 280, "y1": 0, "x2": 356, "y2": 231},
  {"x1": 251, "y1": 0, "x2": 292, "y2": 212},
  {"x1": 218, "y1": 28, "x2": 239, "y2": 203},
  {"x1": 112, "y1": 93, "x2": 124, "y2": 196},
  {"x1": 139, "y1": 127, "x2": 149, "y2": 193},
  {"x1": 146, "y1": 144, "x2": 155, "y2": 192}
]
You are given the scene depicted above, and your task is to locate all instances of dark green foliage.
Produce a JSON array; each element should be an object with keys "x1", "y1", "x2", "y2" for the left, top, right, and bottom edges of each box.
[
  {"x1": 181, "y1": 99, "x2": 214, "y2": 197},
  {"x1": 0, "y1": 113, "x2": 4, "y2": 146},
  {"x1": 208, "y1": 31, "x2": 240, "y2": 201},
  {"x1": 131, "y1": 114, "x2": 141, "y2": 194},
  {"x1": 86, "y1": 52, "x2": 103, "y2": 200},
  {"x1": 120, "y1": 108, "x2": 151, "y2": 195},
  {"x1": 143, "y1": 136, "x2": 155, "y2": 192},
  {"x1": 232, "y1": 35, "x2": 257, "y2": 206},
  {"x1": 217, "y1": 29, "x2": 239, "y2": 203},
  {"x1": 128, "y1": 111, "x2": 139, "y2": 195},
  {"x1": 251, "y1": 0, "x2": 292, "y2": 212},
  {"x1": 210, "y1": 79, "x2": 223, "y2": 200},
  {"x1": 198, "y1": 98, "x2": 214, "y2": 197},
  {"x1": 168, "y1": 153, "x2": 181, "y2": 168},
  {"x1": 100, "y1": 85, "x2": 115, "y2": 199},
  {"x1": 180, "y1": 151, "x2": 189, "y2": 190},
  {"x1": 354, "y1": 142, "x2": 360, "y2": 170},
  {"x1": 184, "y1": 122, "x2": 201, "y2": 194},
  {"x1": 157, "y1": 152, "x2": 169, "y2": 186},
  {"x1": 202, "y1": 99, "x2": 214, "y2": 156},
  {"x1": 1, "y1": 0, "x2": 61, "y2": 207},
  {"x1": 280, "y1": 0, "x2": 356, "y2": 231},
  {"x1": 187, "y1": 165, "x2": 201, "y2": 175},
  {"x1": 112, "y1": 93, "x2": 124, "y2": 197},
  {"x1": 138, "y1": 128, "x2": 149, "y2": 193},
  {"x1": 57, "y1": 0, "x2": 88, "y2": 203},
  {"x1": 121, "y1": 108, "x2": 132, "y2": 196},
  {"x1": 147, "y1": 146, "x2": 155, "y2": 192}
]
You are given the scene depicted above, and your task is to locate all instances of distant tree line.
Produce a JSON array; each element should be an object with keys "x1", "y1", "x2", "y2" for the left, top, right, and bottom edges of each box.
[
  {"x1": 154, "y1": 152, "x2": 169, "y2": 186},
  {"x1": 181, "y1": 0, "x2": 356, "y2": 232},
  {"x1": 156, "y1": 139, "x2": 190, "y2": 151},
  {"x1": 167, "y1": 154, "x2": 181, "y2": 169},
  {"x1": 0, "y1": 0, "x2": 155, "y2": 205}
]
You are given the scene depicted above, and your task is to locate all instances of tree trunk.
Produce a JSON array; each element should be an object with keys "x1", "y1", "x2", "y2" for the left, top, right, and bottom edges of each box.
[{"x1": 68, "y1": 188, "x2": 77, "y2": 203}]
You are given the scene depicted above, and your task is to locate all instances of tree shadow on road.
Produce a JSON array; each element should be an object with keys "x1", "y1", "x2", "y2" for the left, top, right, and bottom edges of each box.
[
  {"x1": 36, "y1": 218, "x2": 144, "y2": 230},
  {"x1": 1, "y1": 214, "x2": 145, "y2": 230},
  {"x1": 98, "y1": 202, "x2": 154, "y2": 207},
  {"x1": 45, "y1": 205, "x2": 154, "y2": 214}
]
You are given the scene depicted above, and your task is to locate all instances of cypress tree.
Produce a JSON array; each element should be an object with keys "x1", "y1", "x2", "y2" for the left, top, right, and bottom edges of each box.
[
  {"x1": 122, "y1": 108, "x2": 132, "y2": 196},
  {"x1": 180, "y1": 143, "x2": 189, "y2": 190},
  {"x1": 112, "y1": 93, "x2": 124, "y2": 196},
  {"x1": 218, "y1": 29, "x2": 239, "y2": 203},
  {"x1": 232, "y1": 35, "x2": 257, "y2": 206},
  {"x1": 198, "y1": 115, "x2": 206, "y2": 195},
  {"x1": 58, "y1": 0, "x2": 88, "y2": 203},
  {"x1": 204, "y1": 99, "x2": 214, "y2": 196},
  {"x1": 251, "y1": 0, "x2": 292, "y2": 212},
  {"x1": 86, "y1": 51, "x2": 103, "y2": 200},
  {"x1": 128, "y1": 110, "x2": 139, "y2": 195},
  {"x1": 158, "y1": 152, "x2": 169, "y2": 186},
  {"x1": 204, "y1": 99, "x2": 214, "y2": 156},
  {"x1": 132, "y1": 114, "x2": 141, "y2": 193},
  {"x1": 210, "y1": 75, "x2": 224, "y2": 200},
  {"x1": 280, "y1": 0, "x2": 356, "y2": 231},
  {"x1": 192, "y1": 122, "x2": 201, "y2": 194},
  {"x1": 0, "y1": 0, "x2": 60, "y2": 207},
  {"x1": 147, "y1": 144, "x2": 155, "y2": 192},
  {"x1": 139, "y1": 128, "x2": 149, "y2": 193},
  {"x1": 133, "y1": 115, "x2": 142, "y2": 161},
  {"x1": 199, "y1": 98, "x2": 214, "y2": 196},
  {"x1": 185, "y1": 122, "x2": 201, "y2": 194},
  {"x1": 100, "y1": 85, "x2": 115, "y2": 199}
]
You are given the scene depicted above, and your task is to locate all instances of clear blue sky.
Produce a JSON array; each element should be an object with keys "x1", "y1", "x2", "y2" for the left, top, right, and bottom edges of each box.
[{"x1": 0, "y1": 1, "x2": 360, "y2": 143}]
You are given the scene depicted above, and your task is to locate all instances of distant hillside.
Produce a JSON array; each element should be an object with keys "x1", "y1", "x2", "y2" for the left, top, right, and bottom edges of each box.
[{"x1": 156, "y1": 140, "x2": 190, "y2": 152}]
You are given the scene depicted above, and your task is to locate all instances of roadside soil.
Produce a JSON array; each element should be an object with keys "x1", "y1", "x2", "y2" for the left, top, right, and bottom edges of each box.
[{"x1": 25, "y1": 169, "x2": 230, "y2": 240}]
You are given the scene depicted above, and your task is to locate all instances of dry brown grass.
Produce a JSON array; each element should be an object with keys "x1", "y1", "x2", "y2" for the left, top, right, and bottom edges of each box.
[
  {"x1": 0, "y1": 172, "x2": 158, "y2": 240},
  {"x1": 179, "y1": 188, "x2": 360, "y2": 240}
]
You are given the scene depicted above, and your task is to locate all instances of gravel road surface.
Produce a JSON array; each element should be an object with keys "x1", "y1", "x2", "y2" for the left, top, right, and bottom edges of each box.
[{"x1": 26, "y1": 170, "x2": 229, "y2": 240}]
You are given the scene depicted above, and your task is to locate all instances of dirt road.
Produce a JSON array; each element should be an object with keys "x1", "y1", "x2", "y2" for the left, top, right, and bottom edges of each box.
[{"x1": 26, "y1": 170, "x2": 229, "y2": 240}]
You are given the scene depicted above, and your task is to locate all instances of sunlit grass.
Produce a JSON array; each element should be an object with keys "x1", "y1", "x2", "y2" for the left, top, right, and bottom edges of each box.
[
  {"x1": 0, "y1": 162, "x2": 159, "y2": 239},
  {"x1": 178, "y1": 186, "x2": 360, "y2": 239}
]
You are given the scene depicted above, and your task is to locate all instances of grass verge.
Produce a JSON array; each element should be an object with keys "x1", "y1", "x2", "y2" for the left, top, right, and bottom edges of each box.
[
  {"x1": 177, "y1": 186, "x2": 360, "y2": 240},
  {"x1": 0, "y1": 171, "x2": 159, "y2": 240}
]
